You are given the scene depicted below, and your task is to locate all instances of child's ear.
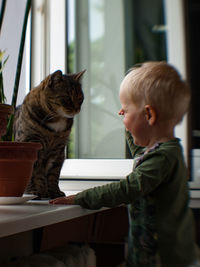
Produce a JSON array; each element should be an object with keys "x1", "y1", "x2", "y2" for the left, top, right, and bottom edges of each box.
[{"x1": 144, "y1": 105, "x2": 157, "y2": 125}]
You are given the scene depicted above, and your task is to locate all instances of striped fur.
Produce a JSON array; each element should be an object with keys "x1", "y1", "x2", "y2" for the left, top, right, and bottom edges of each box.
[{"x1": 14, "y1": 70, "x2": 85, "y2": 199}]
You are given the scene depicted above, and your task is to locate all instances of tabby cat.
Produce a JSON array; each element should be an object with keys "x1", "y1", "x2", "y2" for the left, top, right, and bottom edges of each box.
[{"x1": 14, "y1": 70, "x2": 85, "y2": 199}]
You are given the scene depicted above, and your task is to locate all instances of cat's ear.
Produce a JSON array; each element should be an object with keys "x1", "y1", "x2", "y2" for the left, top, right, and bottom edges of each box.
[
  {"x1": 49, "y1": 70, "x2": 63, "y2": 87},
  {"x1": 70, "y1": 70, "x2": 86, "y2": 81}
]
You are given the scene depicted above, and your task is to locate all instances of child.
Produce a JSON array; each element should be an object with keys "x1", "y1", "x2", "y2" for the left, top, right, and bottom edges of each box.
[{"x1": 50, "y1": 62, "x2": 200, "y2": 267}]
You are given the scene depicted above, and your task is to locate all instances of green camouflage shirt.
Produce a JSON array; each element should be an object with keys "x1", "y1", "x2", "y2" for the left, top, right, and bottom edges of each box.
[{"x1": 75, "y1": 131, "x2": 199, "y2": 267}]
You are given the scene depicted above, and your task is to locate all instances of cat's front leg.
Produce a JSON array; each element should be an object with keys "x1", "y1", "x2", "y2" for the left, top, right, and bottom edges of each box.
[
  {"x1": 46, "y1": 157, "x2": 66, "y2": 199},
  {"x1": 25, "y1": 153, "x2": 49, "y2": 199},
  {"x1": 48, "y1": 174, "x2": 66, "y2": 199},
  {"x1": 25, "y1": 175, "x2": 49, "y2": 199},
  {"x1": 49, "y1": 186, "x2": 65, "y2": 199}
]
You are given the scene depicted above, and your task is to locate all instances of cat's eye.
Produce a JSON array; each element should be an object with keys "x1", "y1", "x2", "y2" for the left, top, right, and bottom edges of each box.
[
  {"x1": 61, "y1": 99, "x2": 72, "y2": 107},
  {"x1": 55, "y1": 95, "x2": 68, "y2": 99}
]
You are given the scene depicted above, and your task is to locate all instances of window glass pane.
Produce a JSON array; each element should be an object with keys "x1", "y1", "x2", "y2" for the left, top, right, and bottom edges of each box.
[
  {"x1": 69, "y1": 0, "x2": 126, "y2": 159},
  {"x1": 68, "y1": 0, "x2": 166, "y2": 159}
]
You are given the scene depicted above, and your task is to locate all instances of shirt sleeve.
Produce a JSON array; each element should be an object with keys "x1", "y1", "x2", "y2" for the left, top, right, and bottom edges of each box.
[{"x1": 74, "y1": 151, "x2": 170, "y2": 209}]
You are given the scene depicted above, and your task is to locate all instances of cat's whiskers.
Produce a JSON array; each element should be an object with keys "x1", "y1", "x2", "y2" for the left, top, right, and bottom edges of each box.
[
  {"x1": 64, "y1": 114, "x2": 74, "y2": 118},
  {"x1": 42, "y1": 110, "x2": 71, "y2": 132},
  {"x1": 41, "y1": 112, "x2": 56, "y2": 124},
  {"x1": 57, "y1": 107, "x2": 75, "y2": 119}
]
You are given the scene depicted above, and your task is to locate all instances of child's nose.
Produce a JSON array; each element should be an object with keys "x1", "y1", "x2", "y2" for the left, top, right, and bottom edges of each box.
[{"x1": 118, "y1": 109, "x2": 124, "y2": 115}]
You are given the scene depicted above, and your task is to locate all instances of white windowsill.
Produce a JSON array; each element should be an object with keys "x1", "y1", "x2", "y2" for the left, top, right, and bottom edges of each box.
[
  {"x1": 60, "y1": 159, "x2": 133, "y2": 180},
  {"x1": 59, "y1": 159, "x2": 133, "y2": 191}
]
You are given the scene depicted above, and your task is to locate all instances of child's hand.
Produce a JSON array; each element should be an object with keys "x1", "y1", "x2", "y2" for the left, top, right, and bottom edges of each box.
[{"x1": 49, "y1": 195, "x2": 76, "y2": 205}]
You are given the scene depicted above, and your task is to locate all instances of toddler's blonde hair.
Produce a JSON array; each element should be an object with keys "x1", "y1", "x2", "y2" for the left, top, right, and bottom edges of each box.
[{"x1": 121, "y1": 61, "x2": 191, "y2": 124}]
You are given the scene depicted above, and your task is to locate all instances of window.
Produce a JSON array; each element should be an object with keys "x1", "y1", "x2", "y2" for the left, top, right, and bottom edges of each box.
[{"x1": 1, "y1": 0, "x2": 188, "y2": 162}]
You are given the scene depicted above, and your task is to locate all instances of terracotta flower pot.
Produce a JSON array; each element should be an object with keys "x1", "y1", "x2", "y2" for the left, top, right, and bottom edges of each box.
[
  {"x1": 0, "y1": 104, "x2": 14, "y2": 138},
  {"x1": 0, "y1": 141, "x2": 42, "y2": 197}
]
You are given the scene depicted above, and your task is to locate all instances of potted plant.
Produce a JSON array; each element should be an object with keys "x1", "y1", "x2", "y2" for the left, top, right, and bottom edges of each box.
[
  {"x1": 0, "y1": 0, "x2": 13, "y2": 139},
  {"x1": 0, "y1": 0, "x2": 41, "y2": 197},
  {"x1": 0, "y1": 50, "x2": 14, "y2": 138}
]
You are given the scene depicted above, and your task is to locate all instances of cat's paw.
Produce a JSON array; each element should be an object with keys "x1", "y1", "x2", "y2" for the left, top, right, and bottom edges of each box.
[
  {"x1": 24, "y1": 189, "x2": 49, "y2": 200},
  {"x1": 49, "y1": 190, "x2": 65, "y2": 199}
]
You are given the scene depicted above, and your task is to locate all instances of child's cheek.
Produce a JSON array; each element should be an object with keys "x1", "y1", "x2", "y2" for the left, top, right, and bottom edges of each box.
[{"x1": 123, "y1": 117, "x2": 130, "y2": 129}]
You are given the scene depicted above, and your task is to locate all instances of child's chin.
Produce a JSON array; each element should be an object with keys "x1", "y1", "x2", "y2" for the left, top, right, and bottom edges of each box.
[{"x1": 134, "y1": 139, "x2": 143, "y2": 147}]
